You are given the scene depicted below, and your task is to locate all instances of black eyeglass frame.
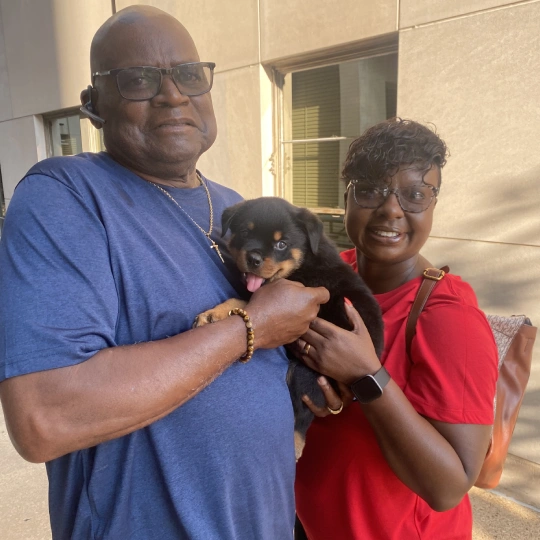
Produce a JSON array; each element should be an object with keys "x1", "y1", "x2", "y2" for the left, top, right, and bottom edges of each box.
[
  {"x1": 346, "y1": 179, "x2": 440, "y2": 214},
  {"x1": 91, "y1": 61, "x2": 216, "y2": 101}
]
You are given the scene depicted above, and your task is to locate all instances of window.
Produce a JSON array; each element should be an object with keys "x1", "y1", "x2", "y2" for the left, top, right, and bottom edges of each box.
[
  {"x1": 45, "y1": 111, "x2": 83, "y2": 157},
  {"x1": 276, "y1": 51, "x2": 398, "y2": 247},
  {"x1": 44, "y1": 110, "x2": 106, "y2": 158}
]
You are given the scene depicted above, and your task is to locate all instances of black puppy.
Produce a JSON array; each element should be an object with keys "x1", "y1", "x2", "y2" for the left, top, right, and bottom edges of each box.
[{"x1": 195, "y1": 197, "x2": 384, "y2": 458}]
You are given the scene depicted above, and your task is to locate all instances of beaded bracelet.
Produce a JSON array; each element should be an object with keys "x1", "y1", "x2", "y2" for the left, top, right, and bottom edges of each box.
[{"x1": 229, "y1": 307, "x2": 255, "y2": 363}]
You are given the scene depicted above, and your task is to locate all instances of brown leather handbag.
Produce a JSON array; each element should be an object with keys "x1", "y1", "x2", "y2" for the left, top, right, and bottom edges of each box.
[{"x1": 405, "y1": 267, "x2": 537, "y2": 489}]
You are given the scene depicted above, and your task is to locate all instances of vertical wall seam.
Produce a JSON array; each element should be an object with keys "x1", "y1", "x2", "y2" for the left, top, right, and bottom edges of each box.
[
  {"x1": 111, "y1": 0, "x2": 116, "y2": 15},
  {"x1": 0, "y1": 1, "x2": 14, "y2": 120},
  {"x1": 396, "y1": 0, "x2": 401, "y2": 116},
  {"x1": 257, "y1": 0, "x2": 261, "y2": 64}
]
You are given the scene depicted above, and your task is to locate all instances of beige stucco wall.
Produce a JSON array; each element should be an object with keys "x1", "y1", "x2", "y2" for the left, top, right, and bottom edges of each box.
[
  {"x1": 0, "y1": 6, "x2": 12, "y2": 122},
  {"x1": 115, "y1": 0, "x2": 260, "y2": 72},
  {"x1": 398, "y1": 1, "x2": 540, "y2": 463},
  {"x1": 260, "y1": 0, "x2": 398, "y2": 62},
  {"x1": 400, "y1": 0, "x2": 523, "y2": 27},
  {"x1": 399, "y1": 3, "x2": 540, "y2": 245},
  {"x1": 0, "y1": 0, "x2": 111, "y2": 119},
  {"x1": 0, "y1": 0, "x2": 111, "y2": 201},
  {"x1": 197, "y1": 64, "x2": 269, "y2": 199}
]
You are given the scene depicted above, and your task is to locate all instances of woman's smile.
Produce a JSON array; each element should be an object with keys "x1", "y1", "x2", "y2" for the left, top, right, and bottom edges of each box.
[{"x1": 370, "y1": 228, "x2": 403, "y2": 241}]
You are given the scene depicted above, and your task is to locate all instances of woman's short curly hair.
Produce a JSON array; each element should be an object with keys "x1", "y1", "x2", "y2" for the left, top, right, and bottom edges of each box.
[{"x1": 342, "y1": 118, "x2": 448, "y2": 184}]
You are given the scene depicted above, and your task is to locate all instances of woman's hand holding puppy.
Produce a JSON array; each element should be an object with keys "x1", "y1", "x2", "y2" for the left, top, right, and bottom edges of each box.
[{"x1": 298, "y1": 303, "x2": 381, "y2": 386}]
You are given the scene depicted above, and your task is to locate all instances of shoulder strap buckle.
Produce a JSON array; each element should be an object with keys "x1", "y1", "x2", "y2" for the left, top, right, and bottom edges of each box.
[
  {"x1": 405, "y1": 266, "x2": 449, "y2": 359},
  {"x1": 423, "y1": 267, "x2": 446, "y2": 281}
]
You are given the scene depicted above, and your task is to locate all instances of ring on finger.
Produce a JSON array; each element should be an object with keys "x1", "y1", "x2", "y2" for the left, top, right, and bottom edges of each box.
[
  {"x1": 302, "y1": 343, "x2": 311, "y2": 355},
  {"x1": 327, "y1": 402, "x2": 344, "y2": 415}
]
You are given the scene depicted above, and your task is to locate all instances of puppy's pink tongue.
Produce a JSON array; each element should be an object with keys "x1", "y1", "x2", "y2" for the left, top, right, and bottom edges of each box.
[{"x1": 246, "y1": 273, "x2": 265, "y2": 292}]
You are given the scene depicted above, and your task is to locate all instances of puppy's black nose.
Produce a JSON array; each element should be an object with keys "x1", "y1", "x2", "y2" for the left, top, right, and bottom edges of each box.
[{"x1": 246, "y1": 251, "x2": 263, "y2": 268}]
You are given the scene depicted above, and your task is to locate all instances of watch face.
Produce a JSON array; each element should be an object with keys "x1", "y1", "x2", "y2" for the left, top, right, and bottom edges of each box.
[{"x1": 352, "y1": 375, "x2": 383, "y2": 404}]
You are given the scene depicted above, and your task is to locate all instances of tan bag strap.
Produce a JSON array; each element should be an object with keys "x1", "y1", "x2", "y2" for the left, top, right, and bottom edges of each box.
[{"x1": 405, "y1": 266, "x2": 450, "y2": 360}]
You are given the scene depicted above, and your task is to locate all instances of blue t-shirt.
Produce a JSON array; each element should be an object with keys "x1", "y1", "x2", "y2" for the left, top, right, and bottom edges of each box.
[{"x1": 0, "y1": 153, "x2": 295, "y2": 539}]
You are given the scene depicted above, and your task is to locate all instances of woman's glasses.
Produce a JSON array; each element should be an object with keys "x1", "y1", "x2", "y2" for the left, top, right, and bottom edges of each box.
[
  {"x1": 92, "y1": 62, "x2": 215, "y2": 101},
  {"x1": 347, "y1": 179, "x2": 439, "y2": 213}
]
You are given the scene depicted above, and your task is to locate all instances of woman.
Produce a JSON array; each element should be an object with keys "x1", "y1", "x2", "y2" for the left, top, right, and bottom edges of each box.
[{"x1": 295, "y1": 119, "x2": 498, "y2": 539}]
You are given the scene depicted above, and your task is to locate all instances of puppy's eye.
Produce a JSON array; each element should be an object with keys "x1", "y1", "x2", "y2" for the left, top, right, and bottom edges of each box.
[
  {"x1": 239, "y1": 230, "x2": 249, "y2": 239},
  {"x1": 274, "y1": 240, "x2": 287, "y2": 251}
]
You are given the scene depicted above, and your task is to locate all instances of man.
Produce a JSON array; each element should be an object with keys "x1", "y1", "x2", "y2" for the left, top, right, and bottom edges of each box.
[{"x1": 0, "y1": 6, "x2": 328, "y2": 539}]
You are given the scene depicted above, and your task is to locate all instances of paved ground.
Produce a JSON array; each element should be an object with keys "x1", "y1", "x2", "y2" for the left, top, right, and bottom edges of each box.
[
  {"x1": 1, "y1": 407, "x2": 539, "y2": 539},
  {"x1": 470, "y1": 487, "x2": 540, "y2": 539},
  {"x1": 0, "y1": 409, "x2": 50, "y2": 540}
]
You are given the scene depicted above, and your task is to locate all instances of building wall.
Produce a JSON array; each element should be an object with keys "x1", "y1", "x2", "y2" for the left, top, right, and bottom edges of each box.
[
  {"x1": 400, "y1": 0, "x2": 524, "y2": 27},
  {"x1": 0, "y1": 5, "x2": 13, "y2": 122},
  {"x1": 0, "y1": 0, "x2": 538, "y2": 466},
  {"x1": 0, "y1": 0, "x2": 111, "y2": 119},
  {"x1": 0, "y1": 0, "x2": 111, "y2": 205},
  {"x1": 259, "y1": 0, "x2": 398, "y2": 61}
]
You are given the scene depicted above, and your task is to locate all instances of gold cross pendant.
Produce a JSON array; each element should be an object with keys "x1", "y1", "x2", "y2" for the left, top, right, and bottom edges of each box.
[{"x1": 208, "y1": 238, "x2": 225, "y2": 263}]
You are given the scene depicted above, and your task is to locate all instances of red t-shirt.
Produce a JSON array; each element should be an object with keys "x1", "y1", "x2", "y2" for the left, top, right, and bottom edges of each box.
[{"x1": 295, "y1": 249, "x2": 498, "y2": 540}]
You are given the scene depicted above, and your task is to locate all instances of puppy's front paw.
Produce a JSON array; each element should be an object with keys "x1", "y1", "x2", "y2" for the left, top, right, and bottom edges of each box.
[
  {"x1": 193, "y1": 298, "x2": 248, "y2": 328},
  {"x1": 193, "y1": 308, "x2": 227, "y2": 327}
]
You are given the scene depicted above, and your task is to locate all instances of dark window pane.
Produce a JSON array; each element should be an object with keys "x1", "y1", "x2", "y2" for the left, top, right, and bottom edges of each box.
[{"x1": 287, "y1": 53, "x2": 398, "y2": 212}]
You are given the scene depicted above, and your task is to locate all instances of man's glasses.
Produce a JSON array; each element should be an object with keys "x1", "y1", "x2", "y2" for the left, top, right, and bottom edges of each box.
[
  {"x1": 92, "y1": 62, "x2": 216, "y2": 101},
  {"x1": 346, "y1": 179, "x2": 439, "y2": 213}
]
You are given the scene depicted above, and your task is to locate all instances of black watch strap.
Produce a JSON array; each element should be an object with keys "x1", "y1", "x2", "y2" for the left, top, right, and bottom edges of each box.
[{"x1": 350, "y1": 366, "x2": 391, "y2": 404}]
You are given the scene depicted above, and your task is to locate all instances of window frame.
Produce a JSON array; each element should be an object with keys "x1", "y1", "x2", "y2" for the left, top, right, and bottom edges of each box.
[{"x1": 270, "y1": 34, "x2": 398, "y2": 213}]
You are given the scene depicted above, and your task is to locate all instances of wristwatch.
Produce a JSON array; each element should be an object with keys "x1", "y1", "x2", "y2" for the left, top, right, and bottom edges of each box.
[{"x1": 350, "y1": 366, "x2": 391, "y2": 404}]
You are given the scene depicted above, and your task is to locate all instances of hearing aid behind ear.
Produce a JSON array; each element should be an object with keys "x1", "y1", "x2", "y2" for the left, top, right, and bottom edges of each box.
[{"x1": 80, "y1": 85, "x2": 106, "y2": 124}]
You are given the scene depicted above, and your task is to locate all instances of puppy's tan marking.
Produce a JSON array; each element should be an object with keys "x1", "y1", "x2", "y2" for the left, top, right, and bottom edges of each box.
[
  {"x1": 290, "y1": 248, "x2": 304, "y2": 266},
  {"x1": 294, "y1": 430, "x2": 306, "y2": 461},
  {"x1": 193, "y1": 298, "x2": 248, "y2": 327},
  {"x1": 247, "y1": 222, "x2": 255, "y2": 230},
  {"x1": 267, "y1": 259, "x2": 303, "y2": 281},
  {"x1": 273, "y1": 231, "x2": 282, "y2": 242}
]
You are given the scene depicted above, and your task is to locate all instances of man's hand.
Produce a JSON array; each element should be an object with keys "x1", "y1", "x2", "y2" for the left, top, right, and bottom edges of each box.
[{"x1": 246, "y1": 280, "x2": 330, "y2": 350}]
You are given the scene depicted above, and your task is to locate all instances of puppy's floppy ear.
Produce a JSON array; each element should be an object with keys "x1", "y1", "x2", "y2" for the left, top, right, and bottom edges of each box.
[
  {"x1": 221, "y1": 201, "x2": 244, "y2": 236},
  {"x1": 297, "y1": 207, "x2": 324, "y2": 254}
]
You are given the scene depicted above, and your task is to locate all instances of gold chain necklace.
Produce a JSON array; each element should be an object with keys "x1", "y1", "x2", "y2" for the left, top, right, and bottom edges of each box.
[{"x1": 150, "y1": 173, "x2": 225, "y2": 263}]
